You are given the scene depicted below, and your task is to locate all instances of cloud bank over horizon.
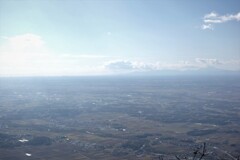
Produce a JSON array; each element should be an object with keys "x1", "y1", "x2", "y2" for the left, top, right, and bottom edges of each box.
[
  {"x1": 104, "y1": 59, "x2": 240, "y2": 73},
  {"x1": 0, "y1": 33, "x2": 239, "y2": 76}
]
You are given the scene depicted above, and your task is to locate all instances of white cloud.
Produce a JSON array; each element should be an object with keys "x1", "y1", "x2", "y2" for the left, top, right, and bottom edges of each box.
[
  {"x1": 0, "y1": 34, "x2": 48, "y2": 74},
  {"x1": 0, "y1": 33, "x2": 107, "y2": 76},
  {"x1": 204, "y1": 12, "x2": 240, "y2": 23},
  {"x1": 201, "y1": 24, "x2": 213, "y2": 30},
  {"x1": 105, "y1": 60, "x2": 135, "y2": 71},
  {"x1": 104, "y1": 60, "x2": 161, "y2": 72},
  {"x1": 104, "y1": 60, "x2": 197, "y2": 72},
  {"x1": 1, "y1": 33, "x2": 45, "y2": 52},
  {"x1": 104, "y1": 58, "x2": 239, "y2": 74},
  {"x1": 204, "y1": 12, "x2": 218, "y2": 19},
  {"x1": 195, "y1": 58, "x2": 222, "y2": 65},
  {"x1": 201, "y1": 11, "x2": 240, "y2": 30}
]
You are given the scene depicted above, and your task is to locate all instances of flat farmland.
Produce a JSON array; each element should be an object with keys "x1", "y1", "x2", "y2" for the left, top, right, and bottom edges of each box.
[{"x1": 0, "y1": 76, "x2": 239, "y2": 159}]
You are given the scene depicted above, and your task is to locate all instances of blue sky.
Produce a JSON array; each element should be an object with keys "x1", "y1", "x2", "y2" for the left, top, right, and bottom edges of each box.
[{"x1": 0, "y1": 0, "x2": 239, "y2": 76}]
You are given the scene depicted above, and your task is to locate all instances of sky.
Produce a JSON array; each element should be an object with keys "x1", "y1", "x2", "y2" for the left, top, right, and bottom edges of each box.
[{"x1": 0, "y1": 0, "x2": 240, "y2": 76}]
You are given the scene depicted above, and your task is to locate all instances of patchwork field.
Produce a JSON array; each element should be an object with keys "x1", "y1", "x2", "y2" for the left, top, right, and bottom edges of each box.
[{"x1": 0, "y1": 76, "x2": 239, "y2": 159}]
